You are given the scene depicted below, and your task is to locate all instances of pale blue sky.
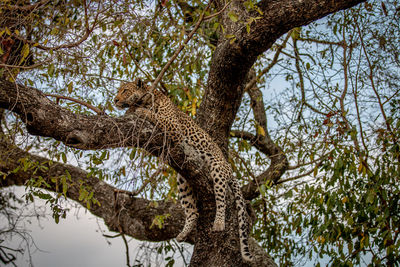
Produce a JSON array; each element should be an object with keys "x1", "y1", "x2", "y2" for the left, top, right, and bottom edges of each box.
[{"x1": 4, "y1": 186, "x2": 190, "y2": 267}]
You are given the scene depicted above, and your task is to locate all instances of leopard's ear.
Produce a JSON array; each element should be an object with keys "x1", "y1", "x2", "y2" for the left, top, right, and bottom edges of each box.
[{"x1": 136, "y1": 79, "x2": 145, "y2": 89}]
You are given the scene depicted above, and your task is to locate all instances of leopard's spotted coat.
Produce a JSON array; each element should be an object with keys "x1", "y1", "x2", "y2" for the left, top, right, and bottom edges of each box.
[{"x1": 114, "y1": 79, "x2": 253, "y2": 262}]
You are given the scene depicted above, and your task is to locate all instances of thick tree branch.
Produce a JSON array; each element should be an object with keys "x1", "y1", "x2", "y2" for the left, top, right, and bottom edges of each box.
[
  {"x1": 0, "y1": 135, "x2": 187, "y2": 243},
  {"x1": 0, "y1": 1, "x2": 367, "y2": 265},
  {"x1": 0, "y1": 78, "x2": 162, "y2": 151},
  {"x1": 193, "y1": 0, "x2": 364, "y2": 201},
  {"x1": 196, "y1": 0, "x2": 365, "y2": 149},
  {"x1": 0, "y1": 79, "x2": 217, "y2": 202},
  {"x1": 0, "y1": 80, "x2": 277, "y2": 266},
  {"x1": 230, "y1": 130, "x2": 288, "y2": 200}
]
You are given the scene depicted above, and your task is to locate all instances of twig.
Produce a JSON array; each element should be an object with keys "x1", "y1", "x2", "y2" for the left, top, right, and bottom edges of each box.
[
  {"x1": 297, "y1": 37, "x2": 355, "y2": 48},
  {"x1": 45, "y1": 94, "x2": 104, "y2": 115},
  {"x1": 149, "y1": 1, "x2": 213, "y2": 91},
  {"x1": 276, "y1": 162, "x2": 322, "y2": 185},
  {"x1": 355, "y1": 17, "x2": 395, "y2": 141},
  {"x1": 245, "y1": 30, "x2": 292, "y2": 91},
  {"x1": 293, "y1": 35, "x2": 327, "y2": 117},
  {"x1": 121, "y1": 233, "x2": 131, "y2": 267},
  {"x1": 231, "y1": 150, "x2": 257, "y2": 181},
  {"x1": 130, "y1": 167, "x2": 165, "y2": 196},
  {"x1": 103, "y1": 233, "x2": 122, "y2": 238},
  {"x1": 14, "y1": 0, "x2": 101, "y2": 51},
  {"x1": 113, "y1": 167, "x2": 165, "y2": 197},
  {"x1": 0, "y1": 0, "x2": 50, "y2": 11},
  {"x1": 0, "y1": 59, "x2": 52, "y2": 70},
  {"x1": 204, "y1": 1, "x2": 230, "y2": 20},
  {"x1": 287, "y1": 153, "x2": 329, "y2": 170}
]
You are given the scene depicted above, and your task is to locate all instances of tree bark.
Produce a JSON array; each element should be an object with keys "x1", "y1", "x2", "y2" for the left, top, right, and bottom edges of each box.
[
  {"x1": 0, "y1": 79, "x2": 276, "y2": 266},
  {"x1": 0, "y1": 1, "x2": 365, "y2": 266},
  {"x1": 0, "y1": 137, "x2": 187, "y2": 243},
  {"x1": 192, "y1": 0, "x2": 365, "y2": 264}
]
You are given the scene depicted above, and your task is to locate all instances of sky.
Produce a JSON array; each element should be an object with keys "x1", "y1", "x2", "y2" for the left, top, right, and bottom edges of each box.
[
  {"x1": 4, "y1": 186, "x2": 129, "y2": 267},
  {"x1": 3, "y1": 186, "x2": 190, "y2": 267},
  {"x1": 2, "y1": 186, "x2": 331, "y2": 267}
]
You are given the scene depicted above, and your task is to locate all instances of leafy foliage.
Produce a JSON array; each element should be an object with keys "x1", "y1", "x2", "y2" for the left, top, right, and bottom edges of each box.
[
  {"x1": 1, "y1": 0, "x2": 399, "y2": 266},
  {"x1": 243, "y1": 1, "x2": 400, "y2": 265}
]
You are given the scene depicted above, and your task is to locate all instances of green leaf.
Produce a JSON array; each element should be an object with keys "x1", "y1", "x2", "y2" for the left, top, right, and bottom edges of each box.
[
  {"x1": 228, "y1": 11, "x2": 239, "y2": 22},
  {"x1": 68, "y1": 82, "x2": 73, "y2": 94},
  {"x1": 48, "y1": 64, "x2": 55, "y2": 76},
  {"x1": 291, "y1": 27, "x2": 301, "y2": 40},
  {"x1": 22, "y1": 44, "x2": 29, "y2": 59},
  {"x1": 54, "y1": 214, "x2": 59, "y2": 224},
  {"x1": 366, "y1": 190, "x2": 375, "y2": 204},
  {"x1": 62, "y1": 176, "x2": 67, "y2": 196},
  {"x1": 61, "y1": 152, "x2": 67, "y2": 163},
  {"x1": 313, "y1": 166, "x2": 318, "y2": 177},
  {"x1": 259, "y1": 184, "x2": 266, "y2": 196},
  {"x1": 65, "y1": 170, "x2": 72, "y2": 181},
  {"x1": 257, "y1": 125, "x2": 266, "y2": 136},
  {"x1": 129, "y1": 149, "x2": 136, "y2": 160},
  {"x1": 50, "y1": 28, "x2": 59, "y2": 35},
  {"x1": 100, "y1": 150, "x2": 108, "y2": 160},
  {"x1": 18, "y1": 44, "x2": 30, "y2": 65}
]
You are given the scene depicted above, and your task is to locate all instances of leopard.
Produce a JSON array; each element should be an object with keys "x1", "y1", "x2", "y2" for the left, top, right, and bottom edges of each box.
[{"x1": 114, "y1": 79, "x2": 253, "y2": 262}]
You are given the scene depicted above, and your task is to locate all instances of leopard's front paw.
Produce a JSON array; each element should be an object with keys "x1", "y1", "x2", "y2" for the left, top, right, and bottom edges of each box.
[
  {"x1": 176, "y1": 232, "x2": 187, "y2": 242},
  {"x1": 212, "y1": 219, "x2": 225, "y2": 232}
]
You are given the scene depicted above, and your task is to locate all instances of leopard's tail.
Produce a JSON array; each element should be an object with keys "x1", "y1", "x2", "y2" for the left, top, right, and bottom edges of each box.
[{"x1": 228, "y1": 179, "x2": 253, "y2": 262}]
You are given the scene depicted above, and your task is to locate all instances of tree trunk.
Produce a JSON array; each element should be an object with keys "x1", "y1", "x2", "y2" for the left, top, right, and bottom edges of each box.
[{"x1": 0, "y1": 1, "x2": 366, "y2": 266}]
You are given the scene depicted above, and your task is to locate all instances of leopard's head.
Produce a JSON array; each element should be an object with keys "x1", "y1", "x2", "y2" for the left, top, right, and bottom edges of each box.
[{"x1": 114, "y1": 79, "x2": 149, "y2": 110}]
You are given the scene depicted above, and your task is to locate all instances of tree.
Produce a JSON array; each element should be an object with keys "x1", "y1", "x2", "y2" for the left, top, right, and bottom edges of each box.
[{"x1": 2, "y1": 0, "x2": 398, "y2": 266}]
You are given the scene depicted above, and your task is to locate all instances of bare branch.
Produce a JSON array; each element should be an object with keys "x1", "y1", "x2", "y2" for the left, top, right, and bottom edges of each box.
[
  {"x1": 150, "y1": 1, "x2": 212, "y2": 91},
  {"x1": 204, "y1": 1, "x2": 230, "y2": 20},
  {"x1": 121, "y1": 234, "x2": 131, "y2": 267},
  {"x1": 354, "y1": 16, "x2": 396, "y2": 143},
  {"x1": 0, "y1": 59, "x2": 51, "y2": 70},
  {"x1": 297, "y1": 37, "x2": 356, "y2": 48},
  {"x1": 293, "y1": 36, "x2": 327, "y2": 117},
  {"x1": 245, "y1": 31, "x2": 292, "y2": 92},
  {"x1": 45, "y1": 93, "x2": 104, "y2": 115},
  {"x1": 131, "y1": 167, "x2": 165, "y2": 196},
  {"x1": 0, "y1": 136, "x2": 186, "y2": 243},
  {"x1": 16, "y1": 1, "x2": 102, "y2": 51},
  {"x1": 0, "y1": 0, "x2": 50, "y2": 11}
]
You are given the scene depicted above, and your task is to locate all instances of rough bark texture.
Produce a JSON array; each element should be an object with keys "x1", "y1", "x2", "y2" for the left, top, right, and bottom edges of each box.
[
  {"x1": 0, "y1": 136, "x2": 187, "y2": 242},
  {"x1": 192, "y1": 0, "x2": 365, "y2": 265},
  {"x1": 0, "y1": 0, "x2": 365, "y2": 266}
]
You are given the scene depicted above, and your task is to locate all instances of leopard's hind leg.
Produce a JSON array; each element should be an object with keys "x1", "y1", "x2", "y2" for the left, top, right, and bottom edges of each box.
[
  {"x1": 210, "y1": 162, "x2": 227, "y2": 232},
  {"x1": 176, "y1": 174, "x2": 199, "y2": 242}
]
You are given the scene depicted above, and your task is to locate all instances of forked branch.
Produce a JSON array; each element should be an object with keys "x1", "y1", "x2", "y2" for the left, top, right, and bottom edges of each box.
[
  {"x1": 150, "y1": 1, "x2": 213, "y2": 91},
  {"x1": 45, "y1": 94, "x2": 105, "y2": 115}
]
